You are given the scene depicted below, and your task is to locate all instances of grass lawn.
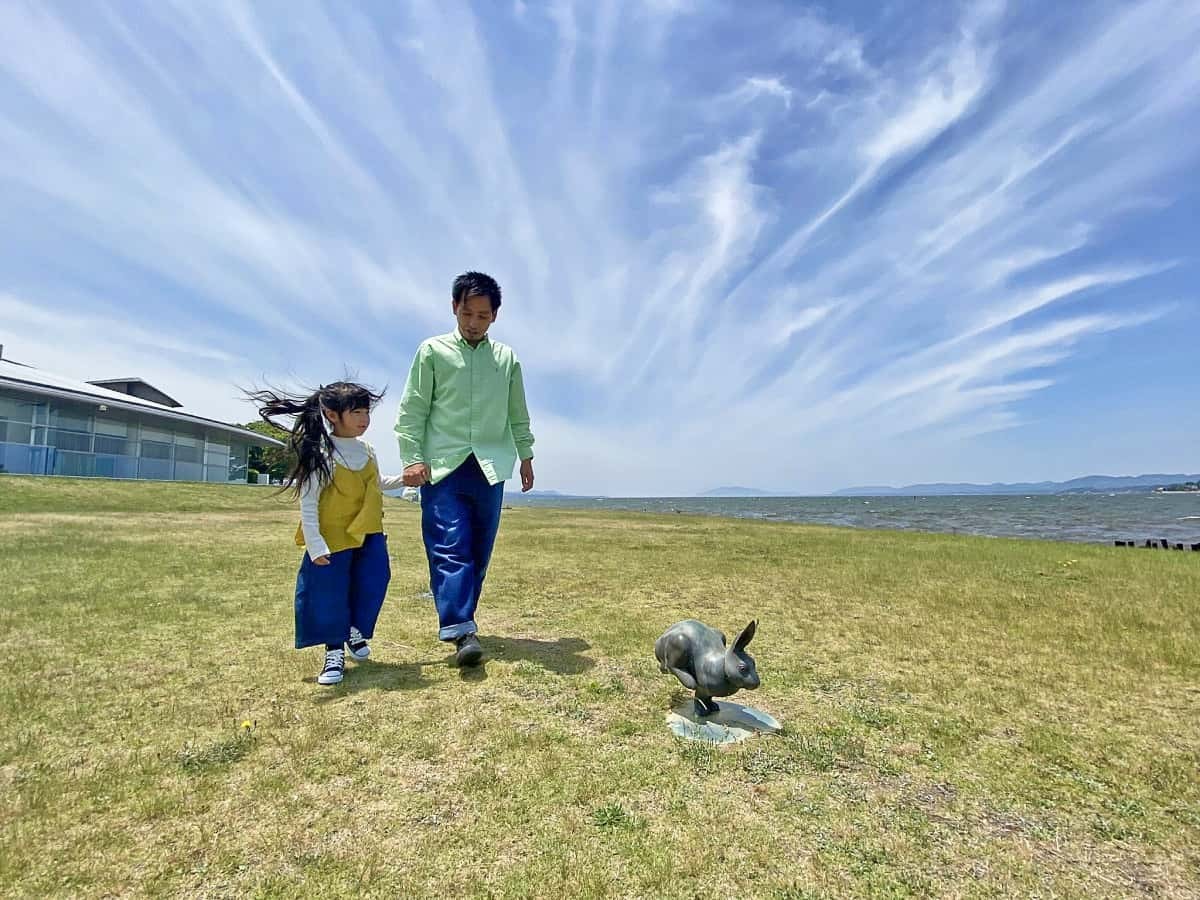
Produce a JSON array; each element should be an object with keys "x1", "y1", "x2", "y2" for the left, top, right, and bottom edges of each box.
[{"x1": 1, "y1": 475, "x2": 1198, "y2": 898}]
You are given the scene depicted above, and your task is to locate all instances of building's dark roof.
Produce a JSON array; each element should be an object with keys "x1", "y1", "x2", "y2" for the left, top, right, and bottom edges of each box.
[
  {"x1": 86, "y1": 378, "x2": 183, "y2": 409},
  {"x1": 0, "y1": 359, "x2": 284, "y2": 447}
]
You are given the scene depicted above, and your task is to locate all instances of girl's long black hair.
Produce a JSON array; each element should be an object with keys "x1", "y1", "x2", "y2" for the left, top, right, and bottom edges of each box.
[{"x1": 245, "y1": 381, "x2": 385, "y2": 497}]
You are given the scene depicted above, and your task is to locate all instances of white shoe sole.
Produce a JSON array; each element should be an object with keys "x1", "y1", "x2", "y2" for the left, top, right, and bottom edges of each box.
[
  {"x1": 317, "y1": 670, "x2": 344, "y2": 685},
  {"x1": 346, "y1": 644, "x2": 370, "y2": 662}
]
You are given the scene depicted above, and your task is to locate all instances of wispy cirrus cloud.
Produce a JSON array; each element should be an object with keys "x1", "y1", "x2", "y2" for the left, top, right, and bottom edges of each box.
[
  {"x1": 1, "y1": 0, "x2": 1197, "y2": 494},
  {"x1": 722, "y1": 76, "x2": 794, "y2": 111}
]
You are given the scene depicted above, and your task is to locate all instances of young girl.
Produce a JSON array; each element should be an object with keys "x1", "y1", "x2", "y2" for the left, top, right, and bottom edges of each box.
[{"x1": 250, "y1": 382, "x2": 405, "y2": 685}]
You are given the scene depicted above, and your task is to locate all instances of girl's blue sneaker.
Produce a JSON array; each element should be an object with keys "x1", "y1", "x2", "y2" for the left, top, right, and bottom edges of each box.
[
  {"x1": 318, "y1": 649, "x2": 345, "y2": 685},
  {"x1": 346, "y1": 626, "x2": 370, "y2": 662}
]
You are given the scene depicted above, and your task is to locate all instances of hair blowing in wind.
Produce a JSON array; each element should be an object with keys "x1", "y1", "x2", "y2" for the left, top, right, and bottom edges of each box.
[{"x1": 245, "y1": 381, "x2": 384, "y2": 498}]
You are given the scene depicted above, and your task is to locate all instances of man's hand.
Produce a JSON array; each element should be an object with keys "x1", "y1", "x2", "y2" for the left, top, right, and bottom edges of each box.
[
  {"x1": 519, "y1": 458, "x2": 534, "y2": 493},
  {"x1": 312, "y1": 555, "x2": 331, "y2": 566},
  {"x1": 403, "y1": 463, "x2": 431, "y2": 487}
]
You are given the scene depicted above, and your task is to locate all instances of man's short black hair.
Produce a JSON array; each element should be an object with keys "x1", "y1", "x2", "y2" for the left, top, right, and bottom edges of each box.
[{"x1": 452, "y1": 271, "x2": 502, "y2": 312}]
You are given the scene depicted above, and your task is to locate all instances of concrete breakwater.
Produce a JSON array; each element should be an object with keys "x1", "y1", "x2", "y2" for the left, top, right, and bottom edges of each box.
[{"x1": 1113, "y1": 539, "x2": 1200, "y2": 550}]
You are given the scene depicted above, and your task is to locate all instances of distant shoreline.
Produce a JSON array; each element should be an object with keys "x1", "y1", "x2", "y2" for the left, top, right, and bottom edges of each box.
[{"x1": 505, "y1": 492, "x2": 1200, "y2": 545}]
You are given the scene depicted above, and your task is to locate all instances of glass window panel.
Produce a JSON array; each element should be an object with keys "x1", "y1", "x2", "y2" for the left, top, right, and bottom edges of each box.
[
  {"x1": 175, "y1": 442, "x2": 202, "y2": 463},
  {"x1": 0, "y1": 395, "x2": 36, "y2": 423},
  {"x1": 205, "y1": 440, "x2": 230, "y2": 466},
  {"x1": 95, "y1": 418, "x2": 128, "y2": 437},
  {"x1": 52, "y1": 451, "x2": 95, "y2": 477},
  {"x1": 205, "y1": 464, "x2": 229, "y2": 482},
  {"x1": 228, "y1": 442, "x2": 248, "y2": 482},
  {"x1": 95, "y1": 455, "x2": 138, "y2": 479},
  {"x1": 48, "y1": 429, "x2": 92, "y2": 452},
  {"x1": 138, "y1": 458, "x2": 172, "y2": 480},
  {"x1": 0, "y1": 422, "x2": 31, "y2": 444},
  {"x1": 50, "y1": 410, "x2": 92, "y2": 432},
  {"x1": 94, "y1": 435, "x2": 133, "y2": 455},
  {"x1": 174, "y1": 461, "x2": 203, "y2": 481},
  {"x1": 140, "y1": 440, "x2": 172, "y2": 460},
  {"x1": 140, "y1": 425, "x2": 173, "y2": 442}
]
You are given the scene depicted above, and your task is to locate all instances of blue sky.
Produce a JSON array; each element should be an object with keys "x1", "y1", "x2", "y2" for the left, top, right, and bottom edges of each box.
[{"x1": 1, "y1": 0, "x2": 1197, "y2": 496}]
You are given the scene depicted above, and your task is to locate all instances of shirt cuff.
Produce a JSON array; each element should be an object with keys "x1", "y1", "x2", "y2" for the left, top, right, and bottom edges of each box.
[
  {"x1": 378, "y1": 473, "x2": 407, "y2": 492},
  {"x1": 302, "y1": 525, "x2": 331, "y2": 560}
]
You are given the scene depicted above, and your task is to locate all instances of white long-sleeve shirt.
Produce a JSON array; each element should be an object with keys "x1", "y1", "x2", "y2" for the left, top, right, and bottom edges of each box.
[{"x1": 299, "y1": 435, "x2": 406, "y2": 560}]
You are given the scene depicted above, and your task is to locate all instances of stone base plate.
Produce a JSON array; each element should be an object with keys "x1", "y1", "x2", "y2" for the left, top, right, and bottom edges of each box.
[{"x1": 666, "y1": 701, "x2": 782, "y2": 744}]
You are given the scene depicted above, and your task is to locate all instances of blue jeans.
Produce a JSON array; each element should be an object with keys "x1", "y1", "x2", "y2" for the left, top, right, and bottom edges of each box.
[
  {"x1": 420, "y1": 457, "x2": 504, "y2": 641},
  {"x1": 294, "y1": 532, "x2": 390, "y2": 649}
]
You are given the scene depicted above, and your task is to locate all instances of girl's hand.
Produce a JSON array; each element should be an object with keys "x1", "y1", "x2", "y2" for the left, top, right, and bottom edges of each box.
[
  {"x1": 403, "y1": 463, "x2": 430, "y2": 486},
  {"x1": 312, "y1": 555, "x2": 331, "y2": 566}
]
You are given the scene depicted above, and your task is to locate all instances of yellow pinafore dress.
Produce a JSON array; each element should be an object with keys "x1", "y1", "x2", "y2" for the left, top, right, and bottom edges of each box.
[{"x1": 292, "y1": 454, "x2": 390, "y2": 649}]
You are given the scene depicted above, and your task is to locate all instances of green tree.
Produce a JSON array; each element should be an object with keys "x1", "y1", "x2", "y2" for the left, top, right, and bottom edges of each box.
[{"x1": 240, "y1": 421, "x2": 296, "y2": 482}]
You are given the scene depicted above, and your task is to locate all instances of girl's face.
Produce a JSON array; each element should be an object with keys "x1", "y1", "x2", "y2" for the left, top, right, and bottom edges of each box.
[{"x1": 326, "y1": 406, "x2": 370, "y2": 438}]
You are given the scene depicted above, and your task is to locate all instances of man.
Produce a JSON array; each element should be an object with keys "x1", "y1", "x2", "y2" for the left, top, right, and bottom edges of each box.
[{"x1": 395, "y1": 271, "x2": 535, "y2": 666}]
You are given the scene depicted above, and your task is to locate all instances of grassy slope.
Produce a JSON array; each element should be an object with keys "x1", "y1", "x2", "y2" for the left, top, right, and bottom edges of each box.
[{"x1": 1, "y1": 476, "x2": 1197, "y2": 898}]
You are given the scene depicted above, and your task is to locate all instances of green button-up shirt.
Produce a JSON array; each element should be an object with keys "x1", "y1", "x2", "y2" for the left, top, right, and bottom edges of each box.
[{"x1": 394, "y1": 329, "x2": 535, "y2": 486}]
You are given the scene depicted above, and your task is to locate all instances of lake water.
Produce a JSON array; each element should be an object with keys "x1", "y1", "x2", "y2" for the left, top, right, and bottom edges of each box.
[{"x1": 506, "y1": 492, "x2": 1200, "y2": 545}]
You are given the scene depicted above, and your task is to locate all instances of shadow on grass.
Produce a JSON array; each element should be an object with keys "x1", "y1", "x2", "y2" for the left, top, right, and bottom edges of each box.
[
  {"x1": 458, "y1": 660, "x2": 488, "y2": 683},
  {"x1": 476, "y1": 635, "x2": 595, "y2": 675},
  {"x1": 311, "y1": 659, "x2": 434, "y2": 701}
]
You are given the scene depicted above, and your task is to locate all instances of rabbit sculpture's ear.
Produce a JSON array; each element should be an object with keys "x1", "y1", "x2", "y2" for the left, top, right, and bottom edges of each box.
[{"x1": 733, "y1": 620, "x2": 757, "y2": 651}]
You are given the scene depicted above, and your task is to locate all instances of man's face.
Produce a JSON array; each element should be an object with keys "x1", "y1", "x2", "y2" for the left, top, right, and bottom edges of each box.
[{"x1": 454, "y1": 294, "x2": 497, "y2": 344}]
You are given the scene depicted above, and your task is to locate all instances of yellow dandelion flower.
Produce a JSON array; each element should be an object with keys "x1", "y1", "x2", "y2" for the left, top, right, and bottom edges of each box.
[{"x1": 241, "y1": 720, "x2": 253, "y2": 730}]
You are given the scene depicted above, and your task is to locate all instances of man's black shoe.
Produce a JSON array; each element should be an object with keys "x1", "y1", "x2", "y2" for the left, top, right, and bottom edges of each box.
[{"x1": 455, "y1": 633, "x2": 483, "y2": 667}]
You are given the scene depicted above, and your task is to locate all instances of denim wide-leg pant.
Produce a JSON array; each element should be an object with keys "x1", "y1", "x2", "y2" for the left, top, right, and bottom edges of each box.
[
  {"x1": 293, "y1": 532, "x2": 390, "y2": 649},
  {"x1": 420, "y1": 457, "x2": 504, "y2": 641}
]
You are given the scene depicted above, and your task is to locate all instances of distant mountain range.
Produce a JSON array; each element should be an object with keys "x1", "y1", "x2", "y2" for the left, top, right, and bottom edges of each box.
[
  {"x1": 393, "y1": 476, "x2": 1200, "y2": 501},
  {"x1": 832, "y1": 474, "x2": 1200, "y2": 496}
]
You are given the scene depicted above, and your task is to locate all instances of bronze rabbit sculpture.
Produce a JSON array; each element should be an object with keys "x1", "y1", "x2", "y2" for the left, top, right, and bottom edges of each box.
[{"x1": 655, "y1": 619, "x2": 760, "y2": 717}]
